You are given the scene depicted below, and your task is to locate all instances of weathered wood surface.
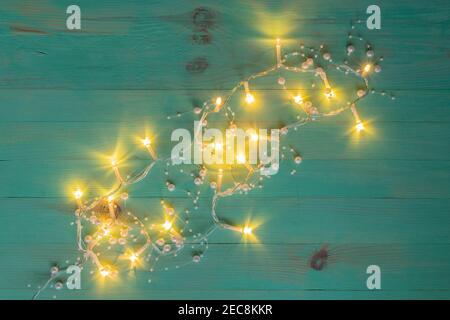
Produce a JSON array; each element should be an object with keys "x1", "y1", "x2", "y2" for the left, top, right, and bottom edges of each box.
[{"x1": 0, "y1": 0, "x2": 449, "y2": 299}]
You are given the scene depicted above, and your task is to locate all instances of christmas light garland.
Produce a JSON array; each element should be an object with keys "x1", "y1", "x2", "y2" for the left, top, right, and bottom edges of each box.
[{"x1": 33, "y1": 21, "x2": 393, "y2": 299}]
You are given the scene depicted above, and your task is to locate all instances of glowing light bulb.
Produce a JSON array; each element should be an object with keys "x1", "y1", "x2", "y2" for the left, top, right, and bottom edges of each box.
[
  {"x1": 250, "y1": 133, "x2": 259, "y2": 142},
  {"x1": 276, "y1": 39, "x2": 281, "y2": 67},
  {"x1": 242, "y1": 226, "x2": 253, "y2": 235},
  {"x1": 100, "y1": 268, "x2": 110, "y2": 277},
  {"x1": 162, "y1": 220, "x2": 172, "y2": 231},
  {"x1": 236, "y1": 154, "x2": 246, "y2": 164},
  {"x1": 107, "y1": 195, "x2": 114, "y2": 202},
  {"x1": 215, "y1": 97, "x2": 222, "y2": 107},
  {"x1": 214, "y1": 142, "x2": 223, "y2": 150},
  {"x1": 73, "y1": 189, "x2": 83, "y2": 200},
  {"x1": 111, "y1": 158, "x2": 117, "y2": 166},
  {"x1": 363, "y1": 63, "x2": 372, "y2": 73},
  {"x1": 355, "y1": 121, "x2": 364, "y2": 132},
  {"x1": 245, "y1": 93, "x2": 255, "y2": 104},
  {"x1": 293, "y1": 94, "x2": 303, "y2": 104},
  {"x1": 129, "y1": 253, "x2": 138, "y2": 263},
  {"x1": 142, "y1": 136, "x2": 157, "y2": 160},
  {"x1": 324, "y1": 89, "x2": 336, "y2": 99},
  {"x1": 243, "y1": 81, "x2": 255, "y2": 105},
  {"x1": 142, "y1": 137, "x2": 151, "y2": 147}
]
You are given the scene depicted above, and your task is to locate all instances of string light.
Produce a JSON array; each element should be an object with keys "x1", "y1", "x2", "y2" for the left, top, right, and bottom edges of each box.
[
  {"x1": 242, "y1": 226, "x2": 253, "y2": 235},
  {"x1": 100, "y1": 268, "x2": 111, "y2": 278},
  {"x1": 363, "y1": 63, "x2": 372, "y2": 73},
  {"x1": 324, "y1": 88, "x2": 336, "y2": 99},
  {"x1": 162, "y1": 220, "x2": 172, "y2": 231},
  {"x1": 216, "y1": 168, "x2": 223, "y2": 193},
  {"x1": 73, "y1": 189, "x2": 83, "y2": 200},
  {"x1": 236, "y1": 154, "x2": 246, "y2": 164},
  {"x1": 129, "y1": 252, "x2": 139, "y2": 264},
  {"x1": 275, "y1": 38, "x2": 281, "y2": 67},
  {"x1": 355, "y1": 121, "x2": 365, "y2": 132},
  {"x1": 34, "y1": 21, "x2": 393, "y2": 299},
  {"x1": 214, "y1": 142, "x2": 223, "y2": 151},
  {"x1": 243, "y1": 81, "x2": 255, "y2": 104},
  {"x1": 250, "y1": 133, "x2": 259, "y2": 142},
  {"x1": 142, "y1": 137, "x2": 151, "y2": 147},
  {"x1": 293, "y1": 94, "x2": 303, "y2": 105},
  {"x1": 142, "y1": 136, "x2": 158, "y2": 160},
  {"x1": 350, "y1": 104, "x2": 364, "y2": 132},
  {"x1": 214, "y1": 96, "x2": 223, "y2": 112}
]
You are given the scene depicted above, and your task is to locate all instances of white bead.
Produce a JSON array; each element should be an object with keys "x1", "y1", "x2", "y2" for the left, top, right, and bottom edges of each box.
[
  {"x1": 347, "y1": 45, "x2": 355, "y2": 54},
  {"x1": 50, "y1": 266, "x2": 59, "y2": 275}
]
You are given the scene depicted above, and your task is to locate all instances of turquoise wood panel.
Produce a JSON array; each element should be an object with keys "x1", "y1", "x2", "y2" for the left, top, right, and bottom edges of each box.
[{"x1": 0, "y1": 0, "x2": 449, "y2": 299}]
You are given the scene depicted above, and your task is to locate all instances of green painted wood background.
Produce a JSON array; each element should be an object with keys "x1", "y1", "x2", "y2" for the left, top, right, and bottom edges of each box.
[{"x1": 0, "y1": 0, "x2": 449, "y2": 299}]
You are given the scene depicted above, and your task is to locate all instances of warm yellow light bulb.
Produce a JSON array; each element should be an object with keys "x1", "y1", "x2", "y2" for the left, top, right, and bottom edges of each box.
[
  {"x1": 363, "y1": 63, "x2": 372, "y2": 73},
  {"x1": 107, "y1": 195, "x2": 114, "y2": 202},
  {"x1": 73, "y1": 189, "x2": 83, "y2": 200},
  {"x1": 162, "y1": 220, "x2": 172, "y2": 231},
  {"x1": 236, "y1": 154, "x2": 246, "y2": 164},
  {"x1": 242, "y1": 226, "x2": 253, "y2": 235},
  {"x1": 250, "y1": 133, "x2": 259, "y2": 142},
  {"x1": 215, "y1": 97, "x2": 222, "y2": 107},
  {"x1": 100, "y1": 268, "x2": 110, "y2": 277},
  {"x1": 245, "y1": 93, "x2": 255, "y2": 104},
  {"x1": 214, "y1": 142, "x2": 223, "y2": 150},
  {"x1": 355, "y1": 121, "x2": 364, "y2": 132},
  {"x1": 324, "y1": 89, "x2": 336, "y2": 99},
  {"x1": 293, "y1": 94, "x2": 303, "y2": 104},
  {"x1": 111, "y1": 158, "x2": 117, "y2": 166},
  {"x1": 129, "y1": 253, "x2": 138, "y2": 263},
  {"x1": 142, "y1": 137, "x2": 151, "y2": 147}
]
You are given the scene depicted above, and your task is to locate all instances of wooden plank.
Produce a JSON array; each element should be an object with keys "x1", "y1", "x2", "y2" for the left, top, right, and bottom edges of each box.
[
  {"x1": 0, "y1": 1, "x2": 448, "y2": 90},
  {"x1": 1, "y1": 121, "x2": 450, "y2": 160},
  {"x1": 0, "y1": 90, "x2": 449, "y2": 123},
  {"x1": 0, "y1": 159, "x2": 449, "y2": 198},
  {"x1": 1, "y1": 198, "x2": 449, "y2": 244},
  {"x1": 1, "y1": 243, "x2": 449, "y2": 299}
]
